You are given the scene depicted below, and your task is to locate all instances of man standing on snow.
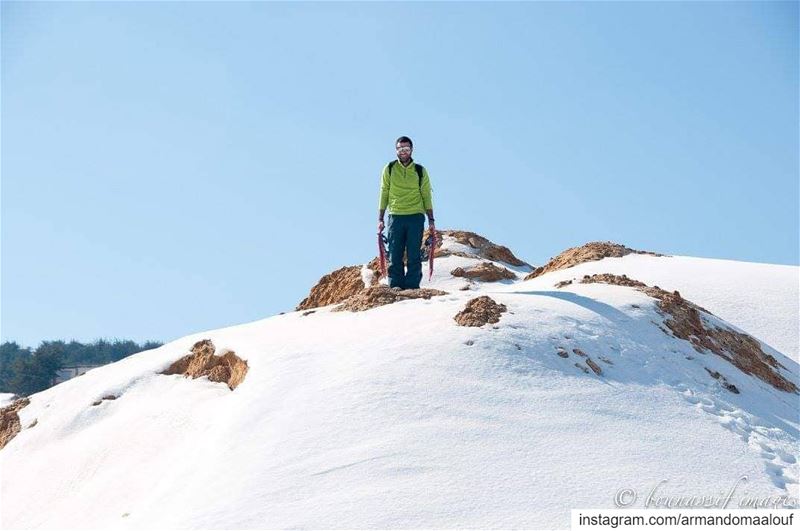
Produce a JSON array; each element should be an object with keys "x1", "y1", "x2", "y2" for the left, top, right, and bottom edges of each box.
[{"x1": 377, "y1": 136, "x2": 435, "y2": 290}]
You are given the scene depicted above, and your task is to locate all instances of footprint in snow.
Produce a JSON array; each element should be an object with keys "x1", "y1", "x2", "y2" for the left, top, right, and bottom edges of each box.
[
  {"x1": 675, "y1": 384, "x2": 799, "y2": 491},
  {"x1": 775, "y1": 448, "x2": 797, "y2": 464}
]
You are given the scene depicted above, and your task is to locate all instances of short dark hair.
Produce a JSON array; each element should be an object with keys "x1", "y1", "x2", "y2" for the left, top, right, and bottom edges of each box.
[{"x1": 395, "y1": 136, "x2": 413, "y2": 148}]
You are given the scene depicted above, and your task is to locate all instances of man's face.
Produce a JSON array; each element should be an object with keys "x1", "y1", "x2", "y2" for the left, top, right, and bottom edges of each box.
[{"x1": 396, "y1": 142, "x2": 412, "y2": 163}]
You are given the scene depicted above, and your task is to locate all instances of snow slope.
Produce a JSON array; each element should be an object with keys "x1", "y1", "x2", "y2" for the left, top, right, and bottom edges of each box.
[
  {"x1": 525, "y1": 253, "x2": 799, "y2": 364},
  {"x1": 1, "y1": 239, "x2": 798, "y2": 529}
]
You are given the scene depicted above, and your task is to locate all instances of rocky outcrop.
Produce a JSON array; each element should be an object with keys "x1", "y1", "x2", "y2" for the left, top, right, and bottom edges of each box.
[
  {"x1": 705, "y1": 368, "x2": 740, "y2": 394},
  {"x1": 454, "y1": 296, "x2": 507, "y2": 327},
  {"x1": 333, "y1": 286, "x2": 447, "y2": 312},
  {"x1": 554, "y1": 346, "x2": 603, "y2": 376},
  {"x1": 585, "y1": 358, "x2": 603, "y2": 376},
  {"x1": 297, "y1": 258, "x2": 381, "y2": 311},
  {"x1": 434, "y1": 230, "x2": 530, "y2": 267},
  {"x1": 162, "y1": 339, "x2": 249, "y2": 391},
  {"x1": 525, "y1": 241, "x2": 663, "y2": 280},
  {"x1": 0, "y1": 397, "x2": 30, "y2": 450},
  {"x1": 451, "y1": 262, "x2": 516, "y2": 282},
  {"x1": 91, "y1": 395, "x2": 118, "y2": 406},
  {"x1": 580, "y1": 273, "x2": 797, "y2": 393},
  {"x1": 296, "y1": 230, "x2": 529, "y2": 311}
]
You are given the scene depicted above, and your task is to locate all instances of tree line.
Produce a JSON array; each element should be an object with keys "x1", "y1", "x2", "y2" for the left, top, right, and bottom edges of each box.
[{"x1": 0, "y1": 339, "x2": 163, "y2": 397}]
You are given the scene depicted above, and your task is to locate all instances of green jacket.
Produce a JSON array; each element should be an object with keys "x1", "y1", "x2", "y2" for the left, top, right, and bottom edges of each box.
[{"x1": 378, "y1": 159, "x2": 434, "y2": 215}]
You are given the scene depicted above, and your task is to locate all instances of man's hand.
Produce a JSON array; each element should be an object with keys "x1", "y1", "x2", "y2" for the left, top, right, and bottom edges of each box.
[
  {"x1": 378, "y1": 219, "x2": 385, "y2": 233},
  {"x1": 429, "y1": 221, "x2": 435, "y2": 232}
]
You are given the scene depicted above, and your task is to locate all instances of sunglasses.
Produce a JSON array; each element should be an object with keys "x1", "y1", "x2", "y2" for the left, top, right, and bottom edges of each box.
[{"x1": 396, "y1": 146, "x2": 412, "y2": 154}]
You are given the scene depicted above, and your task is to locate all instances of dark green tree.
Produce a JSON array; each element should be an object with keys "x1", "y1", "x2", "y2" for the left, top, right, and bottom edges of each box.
[{"x1": 1, "y1": 338, "x2": 163, "y2": 396}]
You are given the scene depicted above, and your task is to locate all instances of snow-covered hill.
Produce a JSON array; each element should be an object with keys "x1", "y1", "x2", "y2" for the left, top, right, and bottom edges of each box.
[{"x1": 1, "y1": 233, "x2": 798, "y2": 529}]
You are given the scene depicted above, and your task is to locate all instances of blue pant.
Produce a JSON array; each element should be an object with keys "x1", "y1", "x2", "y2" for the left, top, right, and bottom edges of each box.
[{"x1": 387, "y1": 213, "x2": 425, "y2": 289}]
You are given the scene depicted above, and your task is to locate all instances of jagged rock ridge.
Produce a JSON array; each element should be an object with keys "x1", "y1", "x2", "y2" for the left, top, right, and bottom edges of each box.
[
  {"x1": 525, "y1": 241, "x2": 663, "y2": 280},
  {"x1": 580, "y1": 273, "x2": 797, "y2": 394}
]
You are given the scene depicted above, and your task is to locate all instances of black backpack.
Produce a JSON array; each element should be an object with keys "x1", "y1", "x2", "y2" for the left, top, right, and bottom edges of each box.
[{"x1": 387, "y1": 160, "x2": 425, "y2": 189}]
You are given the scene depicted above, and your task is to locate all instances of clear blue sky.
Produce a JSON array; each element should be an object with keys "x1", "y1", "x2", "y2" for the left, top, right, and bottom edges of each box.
[{"x1": 2, "y1": 1, "x2": 797, "y2": 347}]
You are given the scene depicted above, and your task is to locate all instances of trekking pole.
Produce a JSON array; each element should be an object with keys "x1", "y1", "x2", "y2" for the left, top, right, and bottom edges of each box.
[
  {"x1": 378, "y1": 231, "x2": 387, "y2": 279},
  {"x1": 428, "y1": 230, "x2": 436, "y2": 281}
]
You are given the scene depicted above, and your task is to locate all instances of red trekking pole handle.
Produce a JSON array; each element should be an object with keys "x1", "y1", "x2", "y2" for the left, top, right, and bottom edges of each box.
[{"x1": 378, "y1": 231, "x2": 388, "y2": 279}]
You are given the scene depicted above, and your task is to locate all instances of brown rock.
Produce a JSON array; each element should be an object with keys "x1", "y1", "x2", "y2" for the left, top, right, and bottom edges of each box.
[
  {"x1": 433, "y1": 229, "x2": 530, "y2": 267},
  {"x1": 555, "y1": 279, "x2": 573, "y2": 288},
  {"x1": 206, "y1": 364, "x2": 231, "y2": 385},
  {"x1": 454, "y1": 296, "x2": 507, "y2": 327},
  {"x1": 581, "y1": 273, "x2": 649, "y2": 289},
  {"x1": 581, "y1": 273, "x2": 797, "y2": 393},
  {"x1": 705, "y1": 368, "x2": 740, "y2": 394},
  {"x1": 296, "y1": 258, "x2": 381, "y2": 311},
  {"x1": 162, "y1": 339, "x2": 249, "y2": 391},
  {"x1": 0, "y1": 397, "x2": 30, "y2": 450},
  {"x1": 91, "y1": 395, "x2": 118, "y2": 407},
  {"x1": 525, "y1": 241, "x2": 664, "y2": 280},
  {"x1": 333, "y1": 286, "x2": 447, "y2": 312},
  {"x1": 573, "y1": 348, "x2": 587, "y2": 357},
  {"x1": 585, "y1": 358, "x2": 603, "y2": 375},
  {"x1": 450, "y1": 261, "x2": 516, "y2": 282},
  {"x1": 556, "y1": 347, "x2": 570, "y2": 358},
  {"x1": 296, "y1": 229, "x2": 529, "y2": 311}
]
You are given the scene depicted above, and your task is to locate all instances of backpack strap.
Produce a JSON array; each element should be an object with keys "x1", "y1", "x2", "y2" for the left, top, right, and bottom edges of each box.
[
  {"x1": 386, "y1": 160, "x2": 424, "y2": 189},
  {"x1": 414, "y1": 163, "x2": 424, "y2": 188}
]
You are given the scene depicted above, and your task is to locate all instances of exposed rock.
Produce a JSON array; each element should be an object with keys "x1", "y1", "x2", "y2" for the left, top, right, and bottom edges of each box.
[
  {"x1": 333, "y1": 286, "x2": 447, "y2": 312},
  {"x1": 0, "y1": 397, "x2": 30, "y2": 450},
  {"x1": 454, "y1": 296, "x2": 507, "y2": 327},
  {"x1": 451, "y1": 261, "x2": 516, "y2": 282},
  {"x1": 585, "y1": 358, "x2": 603, "y2": 376},
  {"x1": 297, "y1": 230, "x2": 528, "y2": 310},
  {"x1": 162, "y1": 339, "x2": 249, "y2": 391},
  {"x1": 581, "y1": 273, "x2": 649, "y2": 289},
  {"x1": 91, "y1": 395, "x2": 118, "y2": 406},
  {"x1": 581, "y1": 273, "x2": 797, "y2": 394},
  {"x1": 556, "y1": 347, "x2": 570, "y2": 358},
  {"x1": 296, "y1": 258, "x2": 381, "y2": 310},
  {"x1": 573, "y1": 348, "x2": 587, "y2": 357},
  {"x1": 433, "y1": 229, "x2": 530, "y2": 267},
  {"x1": 555, "y1": 279, "x2": 573, "y2": 288},
  {"x1": 705, "y1": 368, "x2": 740, "y2": 394},
  {"x1": 525, "y1": 241, "x2": 664, "y2": 280},
  {"x1": 301, "y1": 310, "x2": 316, "y2": 316}
]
